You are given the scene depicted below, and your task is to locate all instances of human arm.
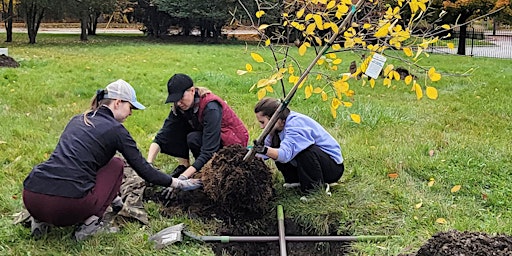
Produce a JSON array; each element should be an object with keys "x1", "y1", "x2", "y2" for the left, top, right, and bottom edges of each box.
[
  {"x1": 188, "y1": 101, "x2": 222, "y2": 174},
  {"x1": 147, "y1": 142, "x2": 161, "y2": 164},
  {"x1": 117, "y1": 128, "x2": 173, "y2": 186}
]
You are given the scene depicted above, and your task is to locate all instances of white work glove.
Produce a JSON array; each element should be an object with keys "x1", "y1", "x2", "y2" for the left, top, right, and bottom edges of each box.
[
  {"x1": 161, "y1": 175, "x2": 188, "y2": 200},
  {"x1": 171, "y1": 177, "x2": 202, "y2": 191}
]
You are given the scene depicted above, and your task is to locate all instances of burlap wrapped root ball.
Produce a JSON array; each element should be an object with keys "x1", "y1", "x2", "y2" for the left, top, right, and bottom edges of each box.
[{"x1": 201, "y1": 144, "x2": 274, "y2": 219}]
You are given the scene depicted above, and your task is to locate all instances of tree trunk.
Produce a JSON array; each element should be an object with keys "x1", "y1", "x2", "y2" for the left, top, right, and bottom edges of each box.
[
  {"x1": 457, "y1": 24, "x2": 467, "y2": 55},
  {"x1": 88, "y1": 12, "x2": 99, "y2": 35},
  {"x1": 80, "y1": 13, "x2": 88, "y2": 41},
  {"x1": 3, "y1": 0, "x2": 13, "y2": 42},
  {"x1": 25, "y1": 1, "x2": 44, "y2": 44}
]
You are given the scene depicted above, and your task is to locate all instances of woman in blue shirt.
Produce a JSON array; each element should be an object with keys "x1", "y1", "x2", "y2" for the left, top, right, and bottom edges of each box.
[{"x1": 253, "y1": 98, "x2": 344, "y2": 195}]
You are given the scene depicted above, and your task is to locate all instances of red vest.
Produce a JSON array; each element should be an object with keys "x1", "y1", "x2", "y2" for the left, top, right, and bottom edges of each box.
[{"x1": 198, "y1": 93, "x2": 249, "y2": 147}]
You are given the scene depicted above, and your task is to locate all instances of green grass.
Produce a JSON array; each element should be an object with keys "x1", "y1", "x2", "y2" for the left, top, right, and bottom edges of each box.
[{"x1": 1, "y1": 32, "x2": 511, "y2": 255}]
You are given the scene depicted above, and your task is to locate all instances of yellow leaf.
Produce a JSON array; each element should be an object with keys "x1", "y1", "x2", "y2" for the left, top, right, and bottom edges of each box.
[
  {"x1": 428, "y1": 67, "x2": 441, "y2": 81},
  {"x1": 258, "y1": 24, "x2": 269, "y2": 31},
  {"x1": 343, "y1": 101, "x2": 353, "y2": 107},
  {"x1": 306, "y1": 23, "x2": 316, "y2": 34},
  {"x1": 363, "y1": 23, "x2": 371, "y2": 29},
  {"x1": 350, "y1": 113, "x2": 361, "y2": 124},
  {"x1": 414, "y1": 202, "x2": 422, "y2": 209},
  {"x1": 298, "y1": 43, "x2": 308, "y2": 56},
  {"x1": 370, "y1": 78, "x2": 375, "y2": 88},
  {"x1": 257, "y1": 88, "x2": 266, "y2": 99},
  {"x1": 332, "y1": 44, "x2": 341, "y2": 50},
  {"x1": 330, "y1": 105, "x2": 337, "y2": 119},
  {"x1": 237, "y1": 70, "x2": 248, "y2": 75},
  {"x1": 246, "y1": 63, "x2": 253, "y2": 72},
  {"x1": 441, "y1": 24, "x2": 450, "y2": 30},
  {"x1": 332, "y1": 59, "x2": 342, "y2": 65},
  {"x1": 415, "y1": 83, "x2": 423, "y2": 100},
  {"x1": 313, "y1": 14, "x2": 323, "y2": 30},
  {"x1": 403, "y1": 47, "x2": 413, "y2": 57},
  {"x1": 447, "y1": 43, "x2": 454, "y2": 49},
  {"x1": 451, "y1": 185, "x2": 461, "y2": 193},
  {"x1": 321, "y1": 91, "x2": 328, "y2": 101},
  {"x1": 305, "y1": 85, "x2": 313, "y2": 99},
  {"x1": 428, "y1": 179, "x2": 435, "y2": 187},
  {"x1": 313, "y1": 87, "x2": 323, "y2": 94},
  {"x1": 331, "y1": 98, "x2": 341, "y2": 109},
  {"x1": 426, "y1": 86, "x2": 438, "y2": 99},
  {"x1": 265, "y1": 85, "x2": 274, "y2": 93},
  {"x1": 296, "y1": 8, "x2": 305, "y2": 19},
  {"x1": 265, "y1": 39, "x2": 271, "y2": 46},
  {"x1": 326, "y1": 53, "x2": 337, "y2": 59},
  {"x1": 374, "y1": 22, "x2": 390, "y2": 38},
  {"x1": 383, "y1": 78, "x2": 392, "y2": 87},
  {"x1": 404, "y1": 75, "x2": 412, "y2": 85},
  {"x1": 326, "y1": 0, "x2": 336, "y2": 9},
  {"x1": 256, "y1": 10, "x2": 265, "y2": 18},
  {"x1": 251, "y1": 52, "x2": 264, "y2": 63},
  {"x1": 435, "y1": 218, "x2": 447, "y2": 224},
  {"x1": 316, "y1": 74, "x2": 322, "y2": 80}
]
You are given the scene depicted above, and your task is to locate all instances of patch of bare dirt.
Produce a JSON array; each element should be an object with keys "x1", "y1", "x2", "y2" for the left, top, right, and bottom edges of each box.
[
  {"x1": 0, "y1": 54, "x2": 19, "y2": 68},
  {"x1": 400, "y1": 230, "x2": 512, "y2": 256},
  {"x1": 158, "y1": 145, "x2": 350, "y2": 256}
]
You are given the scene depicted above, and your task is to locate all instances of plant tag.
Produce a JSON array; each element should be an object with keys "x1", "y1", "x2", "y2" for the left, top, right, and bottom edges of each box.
[{"x1": 365, "y1": 53, "x2": 386, "y2": 79}]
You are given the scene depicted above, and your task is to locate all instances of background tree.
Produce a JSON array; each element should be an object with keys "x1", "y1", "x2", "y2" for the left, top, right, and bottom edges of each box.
[
  {"x1": 238, "y1": 0, "x2": 449, "y2": 131},
  {"x1": 63, "y1": 0, "x2": 116, "y2": 40},
  {"x1": 439, "y1": 0, "x2": 504, "y2": 55},
  {"x1": 18, "y1": 0, "x2": 57, "y2": 44},
  {"x1": 1, "y1": 0, "x2": 14, "y2": 42}
]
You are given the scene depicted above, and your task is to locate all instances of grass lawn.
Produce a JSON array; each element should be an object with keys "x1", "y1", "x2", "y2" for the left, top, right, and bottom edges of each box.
[{"x1": 0, "y1": 32, "x2": 511, "y2": 255}]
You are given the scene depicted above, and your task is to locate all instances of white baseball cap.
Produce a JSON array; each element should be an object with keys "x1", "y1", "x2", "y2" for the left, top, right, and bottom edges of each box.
[{"x1": 104, "y1": 79, "x2": 145, "y2": 110}]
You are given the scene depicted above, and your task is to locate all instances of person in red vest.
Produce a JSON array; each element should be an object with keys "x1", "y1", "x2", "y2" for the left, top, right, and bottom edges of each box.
[{"x1": 147, "y1": 73, "x2": 249, "y2": 181}]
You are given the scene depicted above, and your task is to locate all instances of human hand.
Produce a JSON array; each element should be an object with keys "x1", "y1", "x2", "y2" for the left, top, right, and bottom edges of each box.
[
  {"x1": 171, "y1": 178, "x2": 203, "y2": 191},
  {"x1": 161, "y1": 186, "x2": 175, "y2": 200},
  {"x1": 170, "y1": 165, "x2": 187, "y2": 178},
  {"x1": 252, "y1": 140, "x2": 268, "y2": 155}
]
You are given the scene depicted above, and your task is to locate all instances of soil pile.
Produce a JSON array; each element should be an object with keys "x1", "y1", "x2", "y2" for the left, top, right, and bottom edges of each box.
[
  {"x1": 0, "y1": 54, "x2": 19, "y2": 68},
  {"x1": 401, "y1": 230, "x2": 512, "y2": 256},
  {"x1": 159, "y1": 145, "x2": 350, "y2": 255}
]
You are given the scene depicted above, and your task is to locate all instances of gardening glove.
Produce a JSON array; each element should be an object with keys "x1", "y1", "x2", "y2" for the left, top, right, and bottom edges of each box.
[
  {"x1": 171, "y1": 178, "x2": 203, "y2": 191},
  {"x1": 170, "y1": 165, "x2": 187, "y2": 178},
  {"x1": 161, "y1": 175, "x2": 187, "y2": 200},
  {"x1": 252, "y1": 140, "x2": 268, "y2": 155}
]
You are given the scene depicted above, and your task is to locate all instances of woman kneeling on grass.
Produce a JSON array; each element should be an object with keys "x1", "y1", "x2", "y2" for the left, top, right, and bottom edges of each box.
[
  {"x1": 22, "y1": 79, "x2": 201, "y2": 241},
  {"x1": 252, "y1": 98, "x2": 344, "y2": 201}
]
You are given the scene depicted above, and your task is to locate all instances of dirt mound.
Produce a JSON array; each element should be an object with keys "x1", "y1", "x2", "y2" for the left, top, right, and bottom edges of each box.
[
  {"x1": 159, "y1": 145, "x2": 351, "y2": 255},
  {"x1": 201, "y1": 144, "x2": 274, "y2": 219},
  {"x1": 401, "y1": 230, "x2": 512, "y2": 256},
  {"x1": 0, "y1": 54, "x2": 19, "y2": 68}
]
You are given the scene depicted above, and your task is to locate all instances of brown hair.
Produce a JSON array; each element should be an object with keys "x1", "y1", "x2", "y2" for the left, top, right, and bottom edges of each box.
[
  {"x1": 254, "y1": 97, "x2": 290, "y2": 121},
  {"x1": 254, "y1": 98, "x2": 290, "y2": 147},
  {"x1": 82, "y1": 89, "x2": 114, "y2": 126}
]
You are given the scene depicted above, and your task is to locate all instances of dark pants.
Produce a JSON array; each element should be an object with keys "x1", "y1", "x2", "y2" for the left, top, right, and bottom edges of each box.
[
  {"x1": 276, "y1": 145, "x2": 344, "y2": 193},
  {"x1": 22, "y1": 157, "x2": 124, "y2": 227}
]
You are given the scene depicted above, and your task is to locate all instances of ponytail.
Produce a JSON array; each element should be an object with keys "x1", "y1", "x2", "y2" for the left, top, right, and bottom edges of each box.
[{"x1": 83, "y1": 89, "x2": 109, "y2": 126}]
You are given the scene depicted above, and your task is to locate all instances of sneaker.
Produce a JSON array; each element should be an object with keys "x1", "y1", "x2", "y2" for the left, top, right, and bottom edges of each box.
[
  {"x1": 30, "y1": 217, "x2": 51, "y2": 240},
  {"x1": 111, "y1": 196, "x2": 123, "y2": 214},
  {"x1": 74, "y1": 216, "x2": 118, "y2": 241},
  {"x1": 283, "y1": 183, "x2": 300, "y2": 189},
  {"x1": 325, "y1": 183, "x2": 332, "y2": 197}
]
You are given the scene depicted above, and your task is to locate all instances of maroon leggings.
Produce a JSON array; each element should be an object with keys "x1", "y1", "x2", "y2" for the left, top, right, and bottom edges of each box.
[{"x1": 23, "y1": 157, "x2": 124, "y2": 227}]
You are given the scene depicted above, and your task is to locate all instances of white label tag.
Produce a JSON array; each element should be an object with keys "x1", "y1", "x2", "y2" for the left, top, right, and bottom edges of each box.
[{"x1": 365, "y1": 53, "x2": 386, "y2": 79}]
